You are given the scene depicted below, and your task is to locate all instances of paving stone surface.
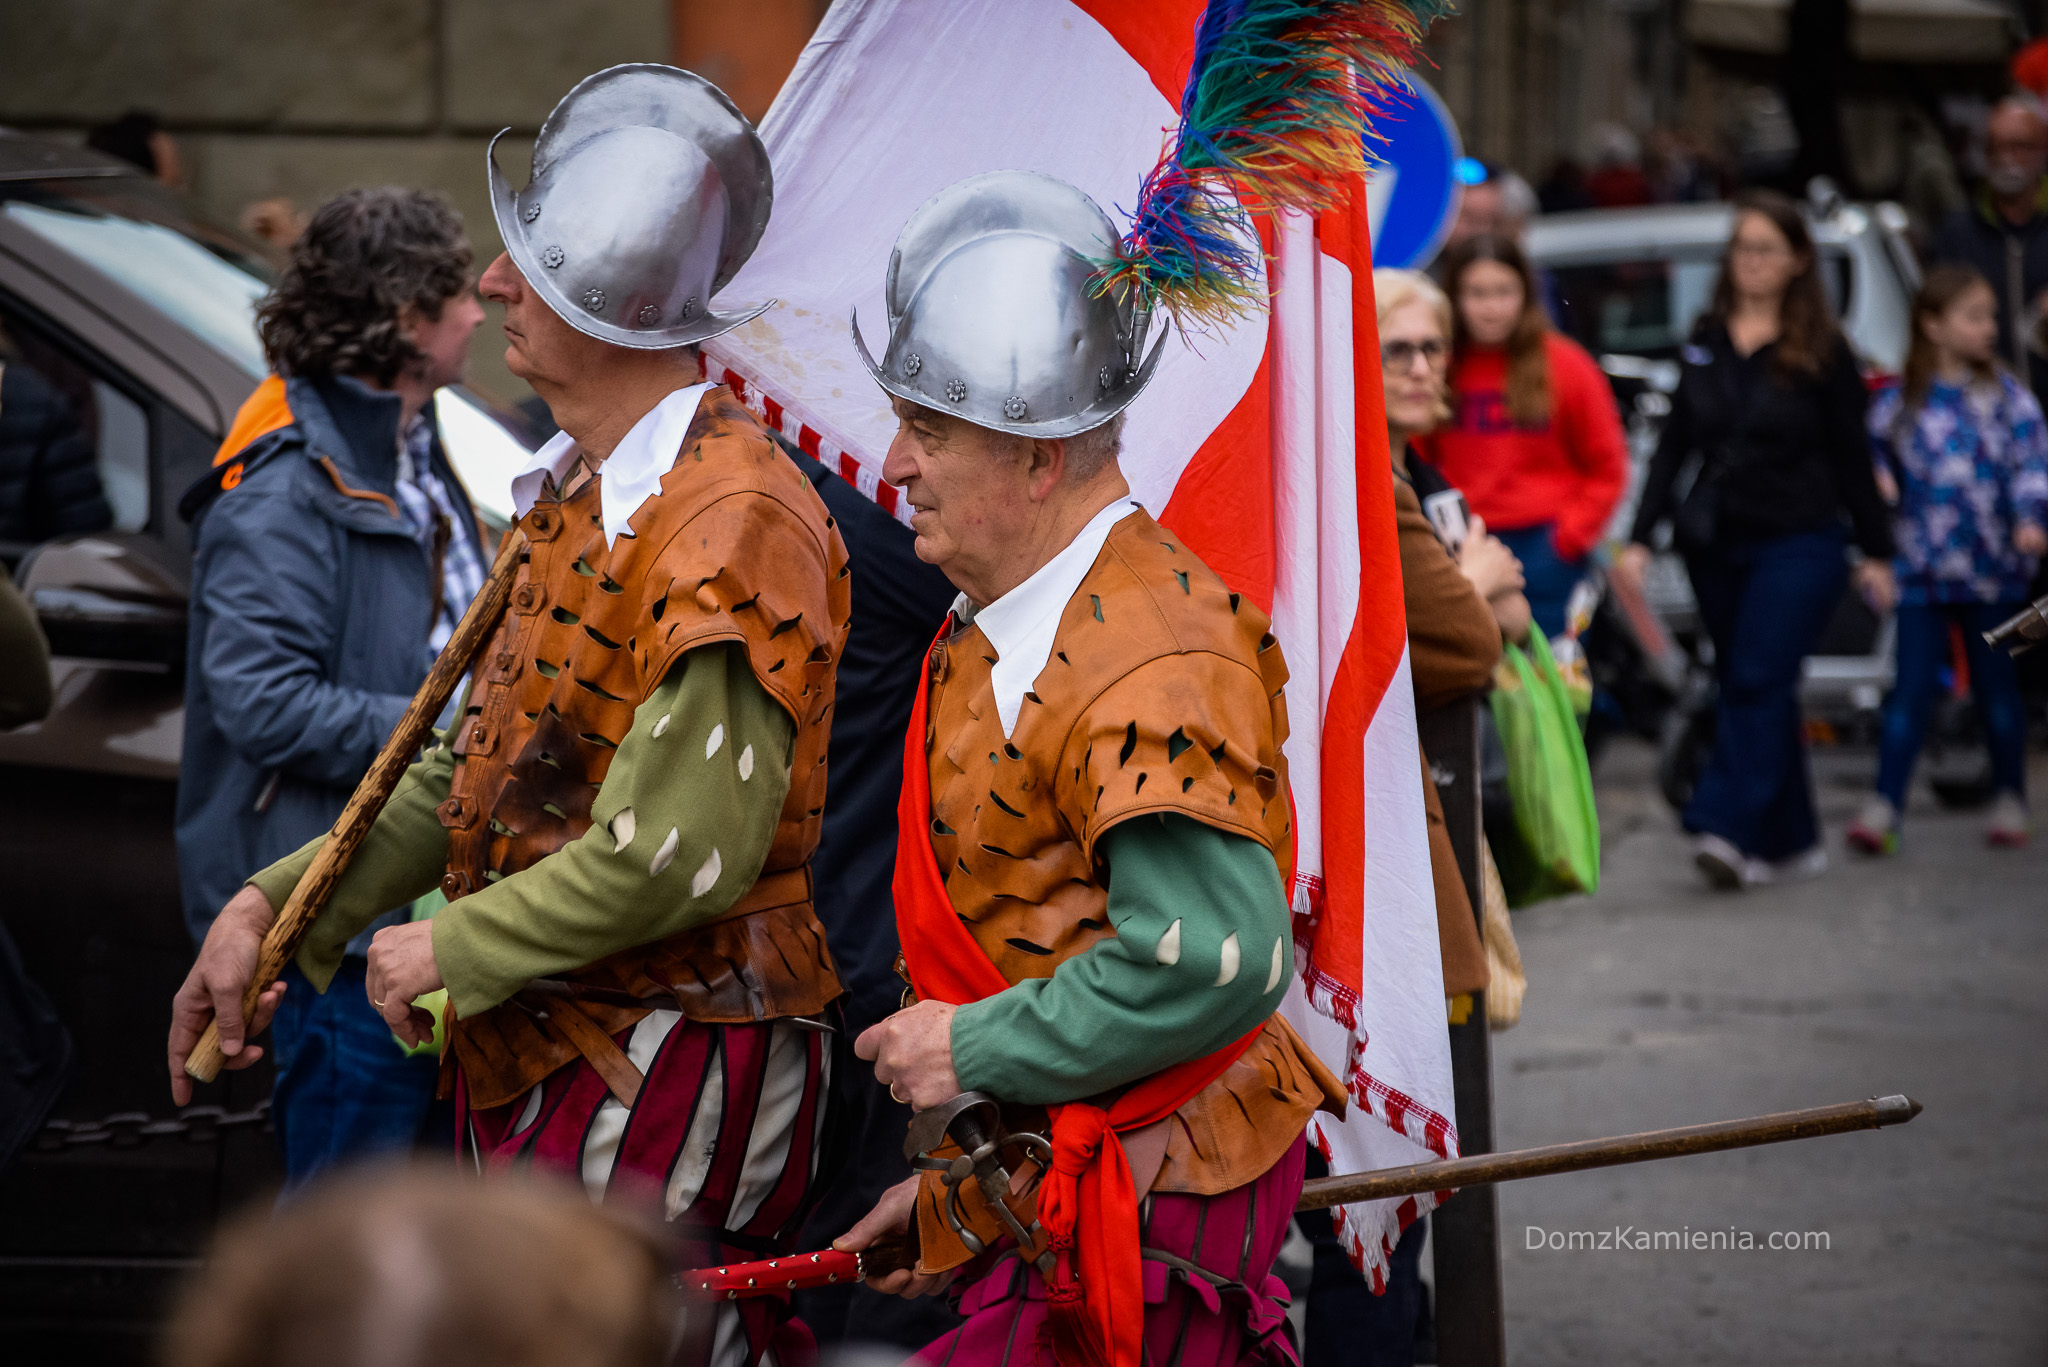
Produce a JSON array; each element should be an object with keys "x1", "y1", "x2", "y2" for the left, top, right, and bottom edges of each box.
[{"x1": 1491, "y1": 738, "x2": 2048, "y2": 1365}]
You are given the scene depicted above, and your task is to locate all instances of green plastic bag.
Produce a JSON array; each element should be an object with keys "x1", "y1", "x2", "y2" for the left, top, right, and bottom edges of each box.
[{"x1": 1488, "y1": 631, "x2": 1600, "y2": 907}]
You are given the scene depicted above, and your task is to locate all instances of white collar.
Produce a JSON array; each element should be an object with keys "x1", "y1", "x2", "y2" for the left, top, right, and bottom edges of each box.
[
  {"x1": 958, "y1": 497, "x2": 1143, "y2": 738},
  {"x1": 510, "y1": 381, "x2": 715, "y2": 548}
]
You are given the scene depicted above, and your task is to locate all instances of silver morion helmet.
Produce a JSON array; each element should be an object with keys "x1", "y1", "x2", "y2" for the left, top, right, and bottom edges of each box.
[
  {"x1": 489, "y1": 64, "x2": 774, "y2": 350},
  {"x1": 852, "y1": 171, "x2": 1165, "y2": 438}
]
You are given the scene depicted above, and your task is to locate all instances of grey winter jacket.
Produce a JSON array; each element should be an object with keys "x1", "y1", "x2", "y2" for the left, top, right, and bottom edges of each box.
[{"x1": 174, "y1": 374, "x2": 484, "y2": 949}]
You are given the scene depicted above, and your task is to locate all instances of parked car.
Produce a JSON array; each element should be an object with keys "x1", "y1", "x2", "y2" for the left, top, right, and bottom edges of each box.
[
  {"x1": 1525, "y1": 190, "x2": 1922, "y2": 801},
  {"x1": 0, "y1": 130, "x2": 534, "y2": 1362}
]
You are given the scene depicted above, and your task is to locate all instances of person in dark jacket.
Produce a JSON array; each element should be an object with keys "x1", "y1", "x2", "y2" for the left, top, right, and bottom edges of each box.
[
  {"x1": 0, "y1": 355, "x2": 112, "y2": 546},
  {"x1": 1617, "y1": 190, "x2": 1895, "y2": 891},
  {"x1": 1930, "y1": 98, "x2": 2048, "y2": 404},
  {"x1": 174, "y1": 188, "x2": 486, "y2": 1187},
  {"x1": 772, "y1": 440, "x2": 963, "y2": 1356}
]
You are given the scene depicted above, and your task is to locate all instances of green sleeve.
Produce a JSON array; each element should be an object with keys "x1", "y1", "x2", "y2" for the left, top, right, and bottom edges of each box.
[
  {"x1": 251, "y1": 738, "x2": 455, "y2": 992},
  {"x1": 429, "y1": 642, "x2": 795, "y2": 1018},
  {"x1": 948, "y1": 812, "x2": 1293, "y2": 1105}
]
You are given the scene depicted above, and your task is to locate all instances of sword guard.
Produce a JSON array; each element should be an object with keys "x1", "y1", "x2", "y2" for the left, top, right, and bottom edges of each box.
[{"x1": 903, "y1": 1092, "x2": 1051, "y2": 1257}]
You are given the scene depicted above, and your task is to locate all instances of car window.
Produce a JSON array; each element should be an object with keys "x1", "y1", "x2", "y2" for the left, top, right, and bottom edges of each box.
[
  {"x1": 0, "y1": 307, "x2": 123, "y2": 560},
  {"x1": 2, "y1": 201, "x2": 269, "y2": 377},
  {"x1": 0, "y1": 177, "x2": 535, "y2": 529},
  {"x1": 434, "y1": 388, "x2": 527, "y2": 526},
  {"x1": 90, "y1": 379, "x2": 149, "y2": 532},
  {"x1": 1546, "y1": 247, "x2": 1854, "y2": 357}
]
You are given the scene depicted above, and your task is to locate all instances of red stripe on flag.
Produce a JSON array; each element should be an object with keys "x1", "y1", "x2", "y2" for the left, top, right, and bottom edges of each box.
[
  {"x1": 797, "y1": 424, "x2": 823, "y2": 458},
  {"x1": 763, "y1": 395, "x2": 784, "y2": 430},
  {"x1": 838, "y1": 453, "x2": 861, "y2": 484},
  {"x1": 1333, "y1": 177, "x2": 1407, "y2": 726},
  {"x1": 1071, "y1": 0, "x2": 1206, "y2": 105},
  {"x1": 1157, "y1": 352, "x2": 1277, "y2": 612}
]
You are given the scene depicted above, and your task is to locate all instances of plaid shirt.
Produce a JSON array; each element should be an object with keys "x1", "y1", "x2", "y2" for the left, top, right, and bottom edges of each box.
[{"x1": 397, "y1": 412, "x2": 487, "y2": 657}]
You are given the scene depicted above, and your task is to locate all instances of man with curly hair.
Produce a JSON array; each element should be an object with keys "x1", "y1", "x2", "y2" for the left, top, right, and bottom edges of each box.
[{"x1": 174, "y1": 186, "x2": 487, "y2": 1188}]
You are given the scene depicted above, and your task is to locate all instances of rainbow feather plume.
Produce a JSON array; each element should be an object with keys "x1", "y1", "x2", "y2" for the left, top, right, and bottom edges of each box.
[{"x1": 1094, "y1": 0, "x2": 1454, "y2": 333}]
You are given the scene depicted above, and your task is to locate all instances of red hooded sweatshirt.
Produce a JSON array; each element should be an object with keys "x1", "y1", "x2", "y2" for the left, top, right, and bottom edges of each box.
[{"x1": 1415, "y1": 332, "x2": 1629, "y2": 563}]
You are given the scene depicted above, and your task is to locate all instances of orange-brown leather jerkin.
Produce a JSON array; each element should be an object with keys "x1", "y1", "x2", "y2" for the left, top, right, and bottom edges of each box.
[
  {"x1": 436, "y1": 386, "x2": 852, "y2": 1109},
  {"x1": 909, "y1": 509, "x2": 1347, "y2": 1272}
]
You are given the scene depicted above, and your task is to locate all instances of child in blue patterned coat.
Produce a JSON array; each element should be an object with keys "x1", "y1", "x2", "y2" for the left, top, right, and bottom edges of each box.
[{"x1": 1850, "y1": 265, "x2": 2048, "y2": 853}]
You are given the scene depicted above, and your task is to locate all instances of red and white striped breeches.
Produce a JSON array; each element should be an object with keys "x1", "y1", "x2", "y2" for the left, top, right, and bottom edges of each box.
[{"x1": 457, "y1": 1010, "x2": 834, "y2": 1367}]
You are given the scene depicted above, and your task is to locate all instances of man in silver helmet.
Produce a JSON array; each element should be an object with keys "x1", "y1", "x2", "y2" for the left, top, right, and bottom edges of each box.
[
  {"x1": 169, "y1": 65, "x2": 851, "y2": 1365},
  {"x1": 834, "y1": 170, "x2": 1345, "y2": 1366}
]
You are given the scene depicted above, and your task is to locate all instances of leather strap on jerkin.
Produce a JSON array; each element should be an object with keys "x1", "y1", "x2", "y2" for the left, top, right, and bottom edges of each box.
[{"x1": 893, "y1": 623, "x2": 1258, "y2": 1367}]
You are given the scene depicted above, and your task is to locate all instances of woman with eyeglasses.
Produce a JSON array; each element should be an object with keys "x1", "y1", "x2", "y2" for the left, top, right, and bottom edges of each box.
[
  {"x1": 1419, "y1": 234, "x2": 1630, "y2": 639},
  {"x1": 1614, "y1": 189, "x2": 1896, "y2": 891},
  {"x1": 1286, "y1": 268, "x2": 1529, "y2": 1367},
  {"x1": 1380, "y1": 270, "x2": 1534, "y2": 646}
]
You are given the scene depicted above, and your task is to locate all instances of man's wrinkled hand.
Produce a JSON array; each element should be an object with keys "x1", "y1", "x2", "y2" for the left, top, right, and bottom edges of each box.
[
  {"x1": 365, "y1": 920, "x2": 443, "y2": 1049},
  {"x1": 168, "y1": 885, "x2": 286, "y2": 1106},
  {"x1": 855, "y1": 1000, "x2": 960, "y2": 1111},
  {"x1": 835, "y1": 1173, "x2": 955, "y2": 1299}
]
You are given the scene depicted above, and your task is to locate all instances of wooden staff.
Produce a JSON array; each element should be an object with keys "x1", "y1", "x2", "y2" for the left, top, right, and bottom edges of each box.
[
  {"x1": 689, "y1": 1094, "x2": 1921, "y2": 1294},
  {"x1": 1296, "y1": 1093, "x2": 1921, "y2": 1210},
  {"x1": 181, "y1": 529, "x2": 525, "y2": 1083}
]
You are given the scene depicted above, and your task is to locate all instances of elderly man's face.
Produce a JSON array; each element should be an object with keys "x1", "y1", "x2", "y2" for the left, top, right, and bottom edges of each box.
[
  {"x1": 479, "y1": 251, "x2": 616, "y2": 400},
  {"x1": 1986, "y1": 104, "x2": 2048, "y2": 197},
  {"x1": 881, "y1": 398, "x2": 1034, "y2": 598}
]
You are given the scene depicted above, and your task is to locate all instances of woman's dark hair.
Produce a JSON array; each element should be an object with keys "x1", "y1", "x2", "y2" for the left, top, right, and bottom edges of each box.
[
  {"x1": 1707, "y1": 189, "x2": 1838, "y2": 381},
  {"x1": 1441, "y1": 233, "x2": 1552, "y2": 426},
  {"x1": 256, "y1": 188, "x2": 471, "y2": 386},
  {"x1": 1900, "y1": 264, "x2": 1999, "y2": 414}
]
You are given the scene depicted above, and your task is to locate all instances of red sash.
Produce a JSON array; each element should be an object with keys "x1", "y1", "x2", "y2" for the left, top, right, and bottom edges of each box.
[{"x1": 893, "y1": 623, "x2": 1259, "y2": 1367}]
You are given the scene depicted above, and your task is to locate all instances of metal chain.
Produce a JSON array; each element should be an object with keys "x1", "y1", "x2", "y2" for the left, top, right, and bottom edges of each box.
[{"x1": 31, "y1": 1099, "x2": 272, "y2": 1151}]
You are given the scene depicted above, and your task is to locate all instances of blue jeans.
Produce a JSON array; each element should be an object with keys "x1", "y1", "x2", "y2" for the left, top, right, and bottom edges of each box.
[
  {"x1": 270, "y1": 959, "x2": 439, "y2": 1195},
  {"x1": 1683, "y1": 529, "x2": 1849, "y2": 860},
  {"x1": 1875, "y1": 600, "x2": 2028, "y2": 810},
  {"x1": 1495, "y1": 523, "x2": 1584, "y2": 640}
]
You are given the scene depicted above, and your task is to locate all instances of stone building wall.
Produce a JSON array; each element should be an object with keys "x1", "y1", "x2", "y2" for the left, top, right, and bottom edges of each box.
[{"x1": 0, "y1": 0, "x2": 674, "y2": 403}]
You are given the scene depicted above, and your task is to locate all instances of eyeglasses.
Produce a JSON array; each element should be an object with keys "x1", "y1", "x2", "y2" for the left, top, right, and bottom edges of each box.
[{"x1": 1382, "y1": 338, "x2": 1448, "y2": 372}]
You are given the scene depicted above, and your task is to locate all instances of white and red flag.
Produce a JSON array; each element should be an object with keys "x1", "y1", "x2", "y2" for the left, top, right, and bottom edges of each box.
[{"x1": 702, "y1": 0, "x2": 1457, "y2": 1290}]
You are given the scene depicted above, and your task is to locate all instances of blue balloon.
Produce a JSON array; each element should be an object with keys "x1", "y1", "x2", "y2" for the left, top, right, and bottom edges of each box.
[{"x1": 1366, "y1": 77, "x2": 1465, "y2": 270}]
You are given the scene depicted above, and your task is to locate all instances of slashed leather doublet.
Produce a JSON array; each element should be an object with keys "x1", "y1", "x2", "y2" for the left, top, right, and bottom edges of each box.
[
  {"x1": 438, "y1": 387, "x2": 852, "y2": 1107},
  {"x1": 913, "y1": 512, "x2": 1345, "y2": 1266}
]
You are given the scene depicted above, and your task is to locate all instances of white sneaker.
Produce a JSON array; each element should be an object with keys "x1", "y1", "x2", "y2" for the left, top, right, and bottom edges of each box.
[
  {"x1": 1987, "y1": 791, "x2": 2030, "y2": 849},
  {"x1": 1846, "y1": 798, "x2": 1900, "y2": 856},
  {"x1": 1694, "y1": 834, "x2": 1747, "y2": 890},
  {"x1": 1740, "y1": 856, "x2": 1775, "y2": 887},
  {"x1": 1773, "y1": 845, "x2": 1828, "y2": 880}
]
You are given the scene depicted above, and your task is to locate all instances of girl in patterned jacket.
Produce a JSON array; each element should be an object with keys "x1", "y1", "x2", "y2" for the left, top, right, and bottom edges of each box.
[{"x1": 1850, "y1": 265, "x2": 2048, "y2": 853}]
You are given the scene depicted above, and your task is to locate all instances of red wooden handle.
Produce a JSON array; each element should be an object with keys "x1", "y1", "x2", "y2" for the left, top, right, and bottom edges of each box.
[
  {"x1": 687, "y1": 1249, "x2": 864, "y2": 1298},
  {"x1": 686, "y1": 1229, "x2": 919, "y2": 1299}
]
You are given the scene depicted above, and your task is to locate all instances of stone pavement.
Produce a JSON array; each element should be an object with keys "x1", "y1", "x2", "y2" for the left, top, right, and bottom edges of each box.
[{"x1": 1489, "y1": 738, "x2": 2048, "y2": 1365}]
